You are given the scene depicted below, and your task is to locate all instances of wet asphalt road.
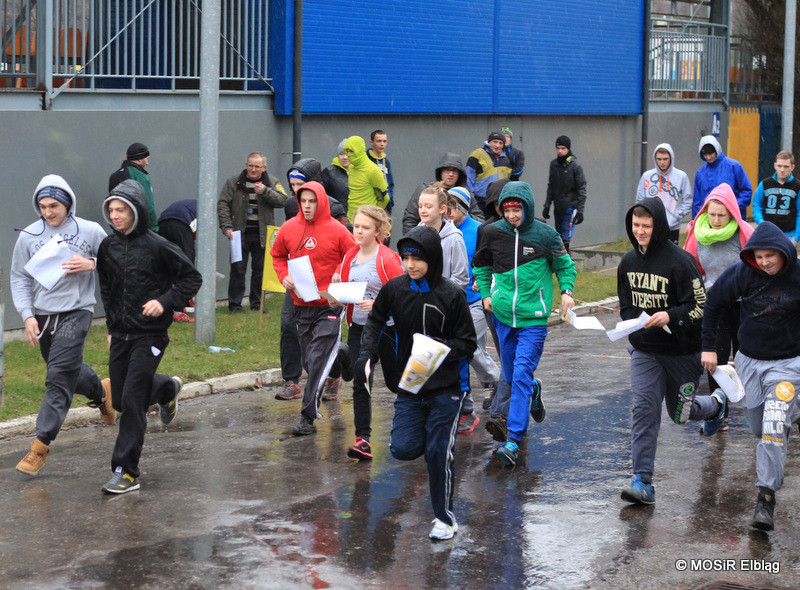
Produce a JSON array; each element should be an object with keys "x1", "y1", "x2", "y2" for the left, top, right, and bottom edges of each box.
[{"x1": 0, "y1": 310, "x2": 798, "y2": 589}]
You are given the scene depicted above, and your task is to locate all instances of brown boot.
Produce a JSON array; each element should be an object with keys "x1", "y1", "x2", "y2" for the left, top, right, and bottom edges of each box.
[
  {"x1": 16, "y1": 440, "x2": 49, "y2": 476},
  {"x1": 98, "y1": 379, "x2": 116, "y2": 425}
]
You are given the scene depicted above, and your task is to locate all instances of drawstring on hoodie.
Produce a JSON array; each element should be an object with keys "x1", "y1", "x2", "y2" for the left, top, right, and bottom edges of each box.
[{"x1": 36, "y1": 313, "x2": 60, "y2": 341}]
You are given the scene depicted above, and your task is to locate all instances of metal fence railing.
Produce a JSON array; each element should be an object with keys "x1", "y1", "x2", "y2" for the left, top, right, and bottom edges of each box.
[
  {"x1": 648, "y1": 19, "x2": 729, "y2": 102},
  {"x1": 1, "y1": 0, "x2": 271, "y2": 100},
  {"x1": 729, "y1": 36, "x2": 775, "y2": 103}
]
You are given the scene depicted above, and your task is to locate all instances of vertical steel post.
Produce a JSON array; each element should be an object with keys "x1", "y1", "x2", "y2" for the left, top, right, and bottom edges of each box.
[
  {"x1": 292, "y1": 0, "x2": 302, "y2": 163},
  {"x1": 641, "y1": 1, "x2": 651, "y2": 174},
  {"x1": 782, "y1": 0, "x2": 796, "y2": 150},
  {"x1": 37, "y1": 0, "x2": 54, "y2": 106},
  {"x1": 0, "y1": 268, "x2": 4, "y2": 407},
  {"x1": 194, "y1": 0, "x2": 221, "y2": 344}
]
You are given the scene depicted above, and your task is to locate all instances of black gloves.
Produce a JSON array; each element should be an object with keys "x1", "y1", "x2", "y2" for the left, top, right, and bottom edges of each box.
[
  {"x1": 573, "y1": 210, "x2": 584, "y2": 225},
  {"x1": 542, "y1": 206, "x2": 550, "y2": 220}
]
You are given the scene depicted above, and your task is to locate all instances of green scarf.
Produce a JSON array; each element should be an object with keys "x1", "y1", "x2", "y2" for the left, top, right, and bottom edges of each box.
[{"x1": 694, "y1": 212, "x2": 737, "y2": 245}]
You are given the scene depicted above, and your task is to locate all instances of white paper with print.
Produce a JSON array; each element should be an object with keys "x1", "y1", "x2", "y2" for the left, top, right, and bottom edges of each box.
[
  {"x1": 287, "y1": 255, "x2": 320, "y2": 302},
  {"x1": 398, "y1": 333, "x2": 451, "y2": 395},
  {"x1": 712, "y1": 364, "x2": 745, "y2": 403},
  {"x1": 24, "y1": 233, "x2": 72, "y2": 290}
]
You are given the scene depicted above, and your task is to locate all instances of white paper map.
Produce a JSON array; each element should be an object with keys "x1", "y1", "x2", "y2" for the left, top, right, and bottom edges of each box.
[
  {"x1": 287, "y1": 255, "x2": 320, "y2": 302},
  {"x1": 561, "y1": 308, "x2": 606, "y2": 330},
  {"x1": 606, "y1": 312, "x2": 650, "y2": 342},
  {"x1": 326, "y1": 281, "x2": 368, "y2": 304},
  {"x1": 24, "y1": 233, "x2": 72, "y2": 290},
  {"x1": 713, "y1": 364, "x2": 745, "y2": 403}
]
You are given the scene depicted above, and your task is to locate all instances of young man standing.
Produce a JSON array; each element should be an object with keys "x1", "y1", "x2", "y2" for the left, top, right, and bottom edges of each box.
[
  {"x1": 502, "y1": 127, "x2": 525, "y2": 181},
  {"x1": 636, "y1": 143, "x2": 692, "y2": 244},
  {"x1": 271, "y1": 181, "x2": 356, "y2": 435},
  {"x1": 617, "y1": 197, "x2": 726, "y2": 505},
  {"x1": 473, "y1": 182, "x2": 576, "y2": 465},
  {"x1": 367, "y1": 129, "x2": 394, "y2": 213},
  {"x1": 98, "y1": 180, "x2": 202, "y2": 494},
  {"x1": 11, "y1": 175, "x2": 114, "y2": 476},
  {"x1": 465, "y1": 130, "x2": 512, "y2": 213},
  {"x1": 358, "y1": 225, "x2": 477, "y2": 540},
  {"x1": 542, "y1": 136, "x2": 587, "y2": 253},
  {"x1": 752, "y1": 151, "x2": 800, "y2": 244},
  {"x1": 702, "y1": 221, "x2": 800, "y2": 531},
  {"x1": 693, "y1": 135, "x2": 752, "y2": 219}
]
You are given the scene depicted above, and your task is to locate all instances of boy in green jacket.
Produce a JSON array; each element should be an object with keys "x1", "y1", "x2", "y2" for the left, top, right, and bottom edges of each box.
[{"x1": 473, "y1": 181, "x2": 576, "y2": 465}]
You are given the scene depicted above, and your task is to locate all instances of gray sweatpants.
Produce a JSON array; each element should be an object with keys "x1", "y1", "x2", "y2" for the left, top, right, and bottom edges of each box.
[
  {"x1": 629, "y1": 348, "x2": 720, "y2": 479},
  {"x1": 35, "y1": 310, "x2": 105, "y2": 445},
  {"x1": 469, "y1": 302, "x2": 500, "y2": 385},
  {"x1": 736, "y1": 351, "x2": 800, "y2": 493}
]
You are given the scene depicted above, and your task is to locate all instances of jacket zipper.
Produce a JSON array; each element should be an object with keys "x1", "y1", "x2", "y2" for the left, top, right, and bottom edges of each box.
[{"x1": 512, "y1": 228, "x2": 519, "y2": 327}]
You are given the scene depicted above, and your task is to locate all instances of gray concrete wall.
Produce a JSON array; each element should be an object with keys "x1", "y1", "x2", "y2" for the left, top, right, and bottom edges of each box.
[{"x1": 0, "y1": 93, "x2": 642, "y2": 329}]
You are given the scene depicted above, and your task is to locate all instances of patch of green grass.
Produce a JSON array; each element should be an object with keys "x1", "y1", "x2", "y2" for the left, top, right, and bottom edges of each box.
[
  {"x1": 1, "y1": 294, "x2": 284, "y2": 421},
  {"x1": 1, "y1": 270, "x2": 620, "y2": 422}
]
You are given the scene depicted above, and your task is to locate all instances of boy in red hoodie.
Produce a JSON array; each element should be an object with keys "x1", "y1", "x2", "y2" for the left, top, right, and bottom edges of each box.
[{"x1": 271, "y1": 181, "x2": 356, "y2": 435}]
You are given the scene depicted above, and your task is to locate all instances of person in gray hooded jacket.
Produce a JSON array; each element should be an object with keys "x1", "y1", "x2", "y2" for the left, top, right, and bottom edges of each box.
[
  {"x1": 636, "y1": 142, "x2": 693, "y2": 244},
  {"x1": 11, "y1": 174, "x2": 114, "y2": 477}
]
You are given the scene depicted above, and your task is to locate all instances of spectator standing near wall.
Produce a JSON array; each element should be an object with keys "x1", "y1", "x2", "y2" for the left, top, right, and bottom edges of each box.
[
  {"x1": 367, "y1": 130, "x2": 394, "y2": 213},
  {"x1": 636, "y1": 143, "x2": 692, "y2": 244},
  {"x1": 752, "y1": 150, "x2": 800, "y2": 245},
  {"x1": 465, "y1": 130, "x2": 512, "y2": 213},
  {"x1": 109, "y1": 142, "x2": 158, "y2": 231},
  {"x1": 502, "y1": 127, "x2": 525, "y2": 181},
  {"x1": 542, "y1": 135, "x2": 587, "y2": 253}
]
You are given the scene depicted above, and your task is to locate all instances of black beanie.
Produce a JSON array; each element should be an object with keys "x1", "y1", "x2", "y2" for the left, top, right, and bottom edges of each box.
[
  {"x1": 398, "y1": 241, "x2": 428, "y2": 263},
  {"x1": 555, "y1": 135, "x2": 571, "y2": 150},
  {"x1": 487, "y1": 129, "x2": 506, "y2": 144},
  {"x1": 127, "y1": 142, "x2": 150, "y2": 160}
]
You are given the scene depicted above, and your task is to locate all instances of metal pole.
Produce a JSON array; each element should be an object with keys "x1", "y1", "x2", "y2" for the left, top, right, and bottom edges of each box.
[
  {"x1": 641, "y1": 0, "x2": 651, "y2": 174},
  {"x1": 782, "y1": 0, "x2": 796, "y2": 151},
  {"x1": 37, "y1": 0, "x2": 54, "y2": 107},
  {"x1": 292, "y1": 0, "x2": 302, "y2": 163},
  {"x1": 194, "y1": 0, "x2": 221, "y2": 345}
]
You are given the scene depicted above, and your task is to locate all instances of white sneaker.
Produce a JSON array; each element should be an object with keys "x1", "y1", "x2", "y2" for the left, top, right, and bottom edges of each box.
[{"x1": 429, "y1": 517, "x2": 458, "y2": 540}]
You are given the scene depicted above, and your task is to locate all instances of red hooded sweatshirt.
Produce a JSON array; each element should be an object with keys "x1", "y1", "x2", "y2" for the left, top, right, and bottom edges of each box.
[{"x1": 271, "y1": 181, "x2": 356, "y2": 306}]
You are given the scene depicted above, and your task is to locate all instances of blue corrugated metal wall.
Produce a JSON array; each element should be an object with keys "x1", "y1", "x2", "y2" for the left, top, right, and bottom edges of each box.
[{"x1": 270, "y1": 0, "x2": 643, "y2": 115}]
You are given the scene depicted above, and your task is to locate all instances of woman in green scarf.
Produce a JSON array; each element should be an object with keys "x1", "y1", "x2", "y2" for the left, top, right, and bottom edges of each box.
[{"x1": 684, "y1": 183, "x2": 754, "y2": 425}]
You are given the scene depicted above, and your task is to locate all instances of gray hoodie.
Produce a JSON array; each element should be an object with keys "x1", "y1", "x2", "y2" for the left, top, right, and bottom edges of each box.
[
  {"x1": 11, "y1": 175, "x2": 107, "y2": 320},
  {"x1": 635, "y1": 142, "x2": 693, "y2": 231},
  {"x1": 418, "y1": 218, "x2": 469, "y2": 289}
]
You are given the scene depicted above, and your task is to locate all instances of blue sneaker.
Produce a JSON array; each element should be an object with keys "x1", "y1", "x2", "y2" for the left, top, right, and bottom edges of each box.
[
  {"x1": 530, "y1": 378, "x2": 545, "y2": 423},
  {"x1": 621, "y1": 474, "x2": 655, "y2": 504},
  {"x1": 495, "y1": 440, "x2": 520, "y2": 466},
  {"x1": 700, "y1": 390, "x2": 727, "y2": 437}
]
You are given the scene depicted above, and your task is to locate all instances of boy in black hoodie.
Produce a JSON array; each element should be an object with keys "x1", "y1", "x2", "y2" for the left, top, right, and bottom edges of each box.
[
  {"x1": 702, "y1": 221, "x2": 800, "y2": 531},
  {"x1": 358, "y1": 225, "x2": 477, "y2": 540},
  {"x1": 618, "y1": 197, "x2": 726, "y2": 505}
]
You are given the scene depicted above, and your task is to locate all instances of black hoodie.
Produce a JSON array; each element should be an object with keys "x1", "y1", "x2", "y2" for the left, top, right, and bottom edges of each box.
[
  {"x1": 284, "y1": 158, "x2": 347, "y2": 222},
  {"x1": 703, "y1": 221, "x2": 800, "y2": 361},
  {"x1": 98, "y1": 180, "x2": 202, "y2": 336},
  {"x1": 402, "y1": 152, "x2": 484, "y2": 234},
  {"x1": 359, "y1": 225, "x2": 477, "y2": 398},
  {"x1": 617, "y1": 197, "x2": 705, "y2": 355}
]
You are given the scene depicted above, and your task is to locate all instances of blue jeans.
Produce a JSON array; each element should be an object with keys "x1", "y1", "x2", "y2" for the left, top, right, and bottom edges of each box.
[
  {"x1": 390, "y1": 391, "x2": 465, "y2": 525},
  {"x1": 554, "y1": 208, "x2": 574, "y2": 242},
  {"x1": 493, "y1": 319, "x2": 547, "y2": 442}
]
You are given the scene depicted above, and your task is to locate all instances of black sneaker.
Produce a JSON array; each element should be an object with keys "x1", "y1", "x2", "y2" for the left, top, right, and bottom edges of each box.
[
  {"x1": 346, "y1": 437, "x2": 373, "y2": 460},
  {"x1": 485, "y1": 414, "x2": 508, "y2": 442},
  {"x1": 102, "y1": 467, "x2": 140, "y2": 494},
  {"x1": 160, "y1": 376, "x2": 182, "y2": 425},
  {"x1": 482, "y1": 382, "x2": 497, "y2": 411},
  {"x1": 530, "y1": 378, "x2": 545, "y2": 423},
  {"x1": 292, "y1": 416, "x2": 317, "y2": 436},
  {"x1": 751, "y1": 487, "x2": 776, "y2": 531},
  {"x1": 338, "y1": 343, "x2": 353, "y2": 382}
]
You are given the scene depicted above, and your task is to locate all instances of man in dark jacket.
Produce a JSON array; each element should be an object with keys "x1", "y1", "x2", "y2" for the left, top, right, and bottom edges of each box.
[
  {"x1": 217, "y1": 152, "x2": 287, "y2": 312},
  {"x1": 402, "y1": 152, "x2": 483, "y2": 234},
  {"x1": 542, "y1": 136, "x2": 587, "y2": 253},
  {"x1": 358, "y1": 225, "x2": 477, "y2": 540},
  {"x1": 109, "y1": 142, "x2": 158, "y2": 231},
  {"x1": 97, "y1": 179, "x2": 202, "y2": 494},
  {"x1": 617, "y1": 197, "x2": 726, "y2": 506},
  {"x1": 502, "y1": 127, "x2": 525, "y2": 181},
  {"x1": 702, "y1": 221, "x2": 800, "y2": 532},
  {"x1": 320, "y1": 140, "x2": 350, "y2": 213}
]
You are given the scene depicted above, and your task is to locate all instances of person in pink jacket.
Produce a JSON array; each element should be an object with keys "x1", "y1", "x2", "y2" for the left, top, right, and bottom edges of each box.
[
  {"x1": 332, "y1": 205, "x2": 404, "y2": 460},
  {"x1": 685, "y1": 182, "x2": 754, "y2": 427}
]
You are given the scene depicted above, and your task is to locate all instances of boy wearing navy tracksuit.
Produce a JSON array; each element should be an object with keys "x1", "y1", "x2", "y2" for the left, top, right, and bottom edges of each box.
[{"x1": 358, "y1": 225, "x2": 477, "y2": 540}]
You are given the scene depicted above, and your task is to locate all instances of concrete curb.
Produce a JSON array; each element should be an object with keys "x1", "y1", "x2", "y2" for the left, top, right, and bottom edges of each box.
[{"x1": 0, "y1": 298, "x2": 620, "y2": 441}]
